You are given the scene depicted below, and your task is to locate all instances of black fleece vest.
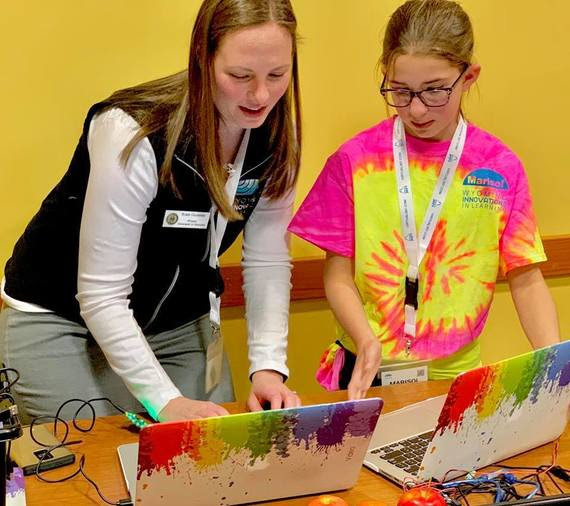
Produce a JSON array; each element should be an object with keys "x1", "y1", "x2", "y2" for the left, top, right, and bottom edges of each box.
[{"x1": 4, "y1": 103, "x2": 271, "y2": 333}]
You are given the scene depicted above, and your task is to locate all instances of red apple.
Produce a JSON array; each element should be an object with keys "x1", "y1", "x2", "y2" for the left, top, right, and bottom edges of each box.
[{"x1": 397, "y1": 486, "x2": 446, "y2": 506}]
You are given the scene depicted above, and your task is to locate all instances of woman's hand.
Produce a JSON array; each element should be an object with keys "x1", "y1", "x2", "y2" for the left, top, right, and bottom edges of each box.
[
  {"x1": 348, "y1": 338, "x2": 381, "y2": 400},
  {"x1": 158, "y1": 396, "x2": 229, "y2": 422},
  {"x1": 247, "y1": 370, "x2": 301, "y2": 411}
]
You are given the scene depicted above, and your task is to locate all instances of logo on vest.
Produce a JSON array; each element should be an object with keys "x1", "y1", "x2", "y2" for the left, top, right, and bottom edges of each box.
[
  {"x1": 234, "y1": 179, "x2": 260, "y2": 214},
  {"x1": 236, "y1": 179, "x2": 259, "y2": 196}
]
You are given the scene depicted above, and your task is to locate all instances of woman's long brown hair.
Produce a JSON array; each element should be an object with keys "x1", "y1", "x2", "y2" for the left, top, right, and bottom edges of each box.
[{"x1": 102, "y1": 0, "x2": 301, "y2": 220}]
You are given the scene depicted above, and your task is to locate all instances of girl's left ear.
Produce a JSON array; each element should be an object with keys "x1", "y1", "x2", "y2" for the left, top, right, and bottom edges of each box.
[{"x1": 462, "y1": 63, "x2": 481, "y2": 91}]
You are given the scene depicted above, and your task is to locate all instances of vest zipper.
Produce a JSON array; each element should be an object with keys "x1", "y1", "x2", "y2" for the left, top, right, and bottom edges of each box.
[
  {"x1": 143, "y1": 264, "x2": 180, "y2": 331},
  {"x1": 173, "y1": 155, "x2": 205, "y2": 182},
  {"x1": 240, "y1": 154, "x2": 272, "y2": 178}
]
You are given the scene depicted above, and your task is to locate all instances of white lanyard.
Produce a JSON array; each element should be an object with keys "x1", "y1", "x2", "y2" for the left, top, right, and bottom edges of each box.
[
  {"x1": 392, "y1": 116, "x2": 467, "y2": 353},
  {"x1": 208, "y1": 129, "x2": 251, "y2": 332}
]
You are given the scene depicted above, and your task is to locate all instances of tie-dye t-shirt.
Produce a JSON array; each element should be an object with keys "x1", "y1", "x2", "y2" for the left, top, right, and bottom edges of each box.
[{"x1": 289, "y1": 116, "x2": 546, "y2": 377}]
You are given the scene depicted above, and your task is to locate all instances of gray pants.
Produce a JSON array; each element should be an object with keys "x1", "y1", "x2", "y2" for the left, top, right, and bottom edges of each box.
[{"x1": 0, "y1": 307, "x2": 235, "y2": 423}]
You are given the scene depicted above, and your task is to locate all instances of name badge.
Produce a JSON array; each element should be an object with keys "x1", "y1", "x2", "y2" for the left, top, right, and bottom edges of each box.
[
  {"x1": 380, "y1": 364, "x2": 428, "y2": 386},
  {"x1": 205, "y1": 334, "x2": 223, "y2": 394},
  {"x1": 162, "y1": 210, "x2": 209, "y2": 229}
]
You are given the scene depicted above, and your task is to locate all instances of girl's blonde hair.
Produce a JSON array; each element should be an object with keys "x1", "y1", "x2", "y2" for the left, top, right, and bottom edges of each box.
[
  {"x1": 103, "y1": 0, "x2": 301, "y2": 220},
  {"x1": 381, "y1": 0, "x2": 474, "y2": 75}
]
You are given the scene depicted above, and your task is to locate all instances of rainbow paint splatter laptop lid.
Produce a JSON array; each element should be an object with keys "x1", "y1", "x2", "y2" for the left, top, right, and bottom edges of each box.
[
  {"x1": 365, "y1": 340, "x2": 570, "y2": 484},
  {"x1": 118, "y1": 398, "x2": 382, "y2": 505}
]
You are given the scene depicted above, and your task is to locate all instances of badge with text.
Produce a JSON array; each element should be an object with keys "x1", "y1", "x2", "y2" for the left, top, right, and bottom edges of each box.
[
  {"x1": 205, "y1": 334, "x2": 224, "y2": 393},
  {"x1": 162, "y1": 210, "x2": 209, "y2": 229},
  {"x1": 380, "y1": 364, "x2": 428, "y2": 386}
]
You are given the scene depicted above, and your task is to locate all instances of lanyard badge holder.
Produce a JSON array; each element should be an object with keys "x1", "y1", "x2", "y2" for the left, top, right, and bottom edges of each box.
[
  {"x1": 206, "y1": 129, "x2": 251, "y2": 392},
  {"x1": 393, "y1": 116, "x2": 467, "y2": 355}
]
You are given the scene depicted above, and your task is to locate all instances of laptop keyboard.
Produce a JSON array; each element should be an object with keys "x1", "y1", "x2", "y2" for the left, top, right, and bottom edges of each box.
[{"x1": 369, "y1": 431, "x2": 434, "y2": 475}]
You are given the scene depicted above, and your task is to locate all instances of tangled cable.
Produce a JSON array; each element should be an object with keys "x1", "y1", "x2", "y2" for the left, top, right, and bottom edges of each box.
[{"x1": 28, "y1": 397, "x2": 145, "y2": 506}]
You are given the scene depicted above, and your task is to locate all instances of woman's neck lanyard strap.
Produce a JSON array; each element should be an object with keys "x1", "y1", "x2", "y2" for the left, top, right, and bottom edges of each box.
[
  {"x1": 208, "y1": 129, "x2": 251, "y2": 334},
  {"x1": 392, "y1": 116, "x2": 467, "y2": 354}
]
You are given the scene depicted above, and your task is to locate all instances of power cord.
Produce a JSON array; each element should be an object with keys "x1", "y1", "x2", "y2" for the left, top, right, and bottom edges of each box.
[{"x1": 28, "y1": 397, "x2": 150, "y2": 506}]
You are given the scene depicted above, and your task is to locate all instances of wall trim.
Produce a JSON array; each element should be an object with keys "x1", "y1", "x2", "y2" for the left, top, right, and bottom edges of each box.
[{"x1": 220, "y1": 234, "x2": 570, "y2": 308}]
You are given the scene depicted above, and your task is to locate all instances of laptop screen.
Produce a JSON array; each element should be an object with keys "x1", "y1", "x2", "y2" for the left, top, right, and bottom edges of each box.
[
  {"x1": 364, "y1": 341, "x2": 570, "y2": 485},
  {"x1": 421, "y1": 340, "x2": 570, "y2": 481},
  {"x1": 128, "y1": 398, "x2": 382, "y2": 505}
]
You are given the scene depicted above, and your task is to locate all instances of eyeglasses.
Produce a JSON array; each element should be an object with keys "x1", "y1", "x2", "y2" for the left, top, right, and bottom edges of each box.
[{"x1": 380, "y1": 66, "x2": 468, "y2": 108}]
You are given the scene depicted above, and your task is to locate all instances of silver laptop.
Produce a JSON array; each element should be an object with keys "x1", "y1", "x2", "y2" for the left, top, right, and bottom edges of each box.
[
  {"x1": 118, "y1": 398, "x2": 382, "y2": 505},
  {"x1": 364, "y1": 341, "x2": 570, "y2": 485}
]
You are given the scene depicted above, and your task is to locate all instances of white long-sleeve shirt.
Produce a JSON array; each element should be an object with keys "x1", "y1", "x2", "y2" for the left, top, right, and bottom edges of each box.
[{"x1": 33, "y1": 107, "x2": 291, "y2": 419}]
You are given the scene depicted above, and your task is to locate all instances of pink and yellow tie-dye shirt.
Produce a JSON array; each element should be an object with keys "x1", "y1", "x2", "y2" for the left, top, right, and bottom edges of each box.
[{"x1": 289, "y1": 116, "x2": 545, "y2": 376}]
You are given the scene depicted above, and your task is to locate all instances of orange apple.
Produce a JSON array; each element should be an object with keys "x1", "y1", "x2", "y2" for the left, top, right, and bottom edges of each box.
[{"x1": 307, "y1": 495, "x2": 349, "y2": 506}]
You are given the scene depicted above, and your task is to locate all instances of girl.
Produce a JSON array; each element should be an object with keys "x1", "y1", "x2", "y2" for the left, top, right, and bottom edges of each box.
[
  {"x1": 0, "y1": 0, "x2": 301, "y2": 422},
  {"x1": 289, "y1": 0, "x2": 559, "y2": 399}
]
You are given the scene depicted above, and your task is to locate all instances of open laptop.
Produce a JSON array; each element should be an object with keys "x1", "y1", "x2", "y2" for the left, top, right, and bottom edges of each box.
[
  {"x1": 118, "y1": 398, "x2": 382, "y2": 505},
  {"x1": 364, "y1": 340, "x2": 570, "y2": 485}
]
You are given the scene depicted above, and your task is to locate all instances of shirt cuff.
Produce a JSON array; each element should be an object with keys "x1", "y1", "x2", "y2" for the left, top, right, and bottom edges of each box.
[
  {"x1": 249, "y1": 360, "x2": 290, "y2": 382},
  {"x1": 138, "y1": 383, "x2": 182, "y2": 421}
]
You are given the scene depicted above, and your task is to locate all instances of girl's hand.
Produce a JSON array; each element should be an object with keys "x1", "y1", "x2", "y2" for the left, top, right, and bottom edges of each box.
[
  {"x1": 247, "y1": 370, "x2": 301, "y2": 411},
  {"x1": 323, "y1": 252, "x2": 381, "y2": 397},
  {"x1": 158, "y1": 396, "x2": 229, "y2": 422},
  {"x1": 348, "y1": 338, "x2": 381, "y2": 400}
]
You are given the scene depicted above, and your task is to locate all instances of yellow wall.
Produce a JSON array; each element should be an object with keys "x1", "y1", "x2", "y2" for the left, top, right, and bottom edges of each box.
[{"x1": 1, "y1": 1, "x2": 569, "y2": 401}]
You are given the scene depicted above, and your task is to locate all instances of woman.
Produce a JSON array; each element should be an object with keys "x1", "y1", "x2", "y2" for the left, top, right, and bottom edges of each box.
[{"x1": 0, "y1": 0, "x2": 302, "y2": 422}]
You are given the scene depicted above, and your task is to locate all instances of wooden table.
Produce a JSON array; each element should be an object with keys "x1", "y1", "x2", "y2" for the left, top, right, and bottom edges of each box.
[{"x1": 23, "y1": 381, "x2": 570, "y2": 505}]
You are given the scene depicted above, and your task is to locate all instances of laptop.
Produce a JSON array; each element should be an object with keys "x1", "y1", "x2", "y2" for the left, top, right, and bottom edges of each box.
[
  {"x1": 364, "y1": 340, "x2": 570, "y2": 485},
  {"x1": 118, "y1": 398, "x2": 382, "y2": 505}
]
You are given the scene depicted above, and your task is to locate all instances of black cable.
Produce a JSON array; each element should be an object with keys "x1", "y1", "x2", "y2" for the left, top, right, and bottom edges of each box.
[
  {"x1": 550, "y1": 467, "x2": 570, "y2": 482},
  {"x1": 29, "y1": 397, "x2": 134, "y2": 506},
  {"x1": 5, "y1": 440, "x2": 12, "y2": 477},
  {"x1": 0, "y1": 368, "x2": 20, "y2": 393},
  {"x1": 436, "y1": 471, "x2": 553, "y2": 505},
  {"x1": 0, "y1": 367, "x2": 135, "y2": 505},
  {"x1": 493, "y1": 464, "x2": 550, "y2": 471},
  {"x1": 0, "y1": 393, "x2": 15, "y2": 404},
  {"x1": 36, "y1": 451, "x2": 118, "y2": 506},
  {"x1": 30, "y1": 415, "x2": 71, "y2": 446},
  {"x1": 457, "y1": 485, "x2": 471, "y2": 505},
  {"x1": 462, "y1": 493, "x2": 471, "y2": 505},
  {"x1": 482, "y1": 461, "x2": 570, "y2": 503},
  {"x1": 537, "y1": 472, "x2": 546, "y2": 496},
  {"x1": 546, "y1": 472, "x2": 565, "y2": 495},
  {"x1": 52, "y1": 397, "x2": 127, "y2": 438}
]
